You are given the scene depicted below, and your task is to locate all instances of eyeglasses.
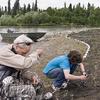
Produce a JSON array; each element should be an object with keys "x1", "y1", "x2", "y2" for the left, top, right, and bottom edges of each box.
[
  {"x1": 25, "y1": 42, "x2": 33, "y2": 46},
  {"x1": 17, "y1": 42, "x2": 33, "y2": 48}
]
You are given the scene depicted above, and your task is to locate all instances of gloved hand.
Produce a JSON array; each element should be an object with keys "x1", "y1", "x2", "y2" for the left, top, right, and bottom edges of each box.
[{"x1": 2, "y1": 76, "x2": 14, "y2": 86}]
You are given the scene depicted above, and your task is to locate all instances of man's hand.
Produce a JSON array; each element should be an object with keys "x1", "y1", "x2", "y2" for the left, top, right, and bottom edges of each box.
[
  {"x1": 36, "y1": 48, "x2": 43, "y2": 57},
  {"x1": 32, "y1": 76, "x2": 40, "y2": 85}
]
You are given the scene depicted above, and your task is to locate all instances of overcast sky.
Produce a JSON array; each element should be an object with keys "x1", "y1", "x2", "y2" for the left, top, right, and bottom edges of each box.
[{"x1": 0, "y1": 0, "x2": 100, "y2": 9}]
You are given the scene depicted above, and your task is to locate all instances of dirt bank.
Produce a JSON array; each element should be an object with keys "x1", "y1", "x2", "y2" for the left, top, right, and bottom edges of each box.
[
  {"x1": 39, "y1": 29, "x2": 100, "y2": 100},
  {"x1": 0, "y1": 28, "x2": 99, "y2": 100},
  {"x1": 68, "y1": 29, "x2": 100, "y2": 100},
  {"x1": 29, "y1": 33, "x2": 88, "y2": 99},
  {"x1": 32, "y1": 34, "x2": 87, "y2": 79}
]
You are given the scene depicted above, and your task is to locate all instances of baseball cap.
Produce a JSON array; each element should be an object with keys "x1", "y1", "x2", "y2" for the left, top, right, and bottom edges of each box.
[{"x1": 13, "y1": 34, "x2": 33, "y2": 44}]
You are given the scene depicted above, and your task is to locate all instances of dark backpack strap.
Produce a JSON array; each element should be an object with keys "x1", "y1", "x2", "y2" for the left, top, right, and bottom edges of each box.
[{"x1": 0, "y1": 64, "x2": 17, "y2": 81}]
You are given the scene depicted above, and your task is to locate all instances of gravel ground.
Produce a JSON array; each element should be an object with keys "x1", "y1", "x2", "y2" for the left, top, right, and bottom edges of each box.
[
  {"x1": 30, "y1": 33, "x2": 88, "y2": 99},
  {"x1": 67, "y1": 29, "x2": 100, "y2": 100},
  {"x1": 0, "y1": 28, "x2": 99, "y2": 100},
  {"x1": 33, "y1": 29, "x2": 100, "y2": 100}
]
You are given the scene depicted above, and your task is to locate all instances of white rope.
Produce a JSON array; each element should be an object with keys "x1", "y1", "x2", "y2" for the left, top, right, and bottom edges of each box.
[
  {"x1": 65, "y1": 30, "x2": 90, "y2": 59},
  {"x1": 0, "y1": 34, "x2": 2, "y2": 42}
]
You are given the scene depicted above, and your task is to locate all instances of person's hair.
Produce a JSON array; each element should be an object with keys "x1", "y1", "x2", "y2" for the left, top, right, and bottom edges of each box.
[{"x1": 68, "y1": 50, "x2": 83, "y2": 63}]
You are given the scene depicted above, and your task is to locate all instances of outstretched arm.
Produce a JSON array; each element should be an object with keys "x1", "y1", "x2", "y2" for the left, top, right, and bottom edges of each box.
[{"x1": 63, "y1": 69, "x2": 87, "y2": 80}]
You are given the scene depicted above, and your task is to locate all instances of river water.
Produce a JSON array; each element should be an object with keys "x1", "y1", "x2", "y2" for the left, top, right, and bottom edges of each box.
[
  {"x1": 0, "y1": 26, "x2": 70, "y2": 33},
  {"x1": 0, "y1": 26, "x2": 88, "y2": 33},
  {"x1": 0, "y1": 26, "x2": 89, "y2": 47}
]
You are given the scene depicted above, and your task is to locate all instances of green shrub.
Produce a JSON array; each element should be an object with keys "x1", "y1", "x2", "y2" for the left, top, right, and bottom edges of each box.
[{"x1": 0, "y1": 15, "x2": 16, "y2": 26}]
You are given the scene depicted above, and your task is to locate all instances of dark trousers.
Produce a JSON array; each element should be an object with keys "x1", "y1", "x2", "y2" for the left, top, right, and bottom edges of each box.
[
  {"x1": 46, "y1": 68, "x2": 66, "y2": 87},
  {"x1": 46, "y1": 67, "x2": 77, "y2": 88}
]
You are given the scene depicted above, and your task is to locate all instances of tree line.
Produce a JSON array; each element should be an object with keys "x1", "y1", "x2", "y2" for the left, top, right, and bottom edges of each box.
[{"x1": 0, "y1": 0, "x2": 100, "y2": 26}]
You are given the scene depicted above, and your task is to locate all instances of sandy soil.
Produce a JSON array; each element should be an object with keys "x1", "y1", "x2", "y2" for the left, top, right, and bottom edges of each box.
[{"x1": 29, "y1": 32, "x2": 89, "y2": 99}]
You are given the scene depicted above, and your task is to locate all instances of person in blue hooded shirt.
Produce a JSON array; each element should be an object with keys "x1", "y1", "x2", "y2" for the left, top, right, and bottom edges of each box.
[{"x1": 43, "y1": 50, "x2": 87, "y2": 90}]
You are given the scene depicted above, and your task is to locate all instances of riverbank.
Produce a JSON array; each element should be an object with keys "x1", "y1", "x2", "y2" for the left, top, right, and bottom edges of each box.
[
  {"x1": 29, "y1": 29, "x2": 88, "y2": 99},
  {"x1": 67, "y1": 29, "x2": 100, "y2": 100},
  {"x1": 0, "y1": 32, "x2": 87, "y2": 100},
  {"x1": 31, "y1": 29, "x2": 100, "y2": 100}
]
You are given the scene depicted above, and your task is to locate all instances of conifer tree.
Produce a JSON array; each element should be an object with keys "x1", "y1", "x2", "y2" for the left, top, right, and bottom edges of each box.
[
  {"x1": 12, "y1": 0, "x2": 20, "y2": 15},
  {"x1": 8, "y1": 0, "x2": 11, "y2": 15},
  {"x1": 34, "y1": 0, "x2": 38, "y2": 11},
  {"x1": 32, "y1": 2, "x2": 35, "y2": 10},
  {"x1": 27, "y1": 4, "x2": 31, "y2": 12},
  {"x1": 23, "y1": 4, "x2": 26, "y2": 13}
]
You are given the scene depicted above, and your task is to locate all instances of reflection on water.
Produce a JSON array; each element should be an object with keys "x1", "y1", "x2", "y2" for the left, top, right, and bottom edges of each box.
[
  {"x1": 0, "y1": 26, "x2": 71, "y2": 44},
  {"x1": 0, "y1": 26, "x2": 72, "y2": 33},
  {"x1": 0, "y1": 26, "x2": 88, "y2": 45}
]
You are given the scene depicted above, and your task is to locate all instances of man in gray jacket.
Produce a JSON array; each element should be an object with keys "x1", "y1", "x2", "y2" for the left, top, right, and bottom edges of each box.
[{"x1": 0, "y1": 34, "x2": 43, "y2": 85}]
